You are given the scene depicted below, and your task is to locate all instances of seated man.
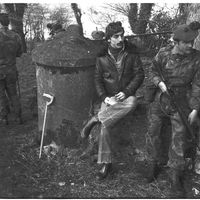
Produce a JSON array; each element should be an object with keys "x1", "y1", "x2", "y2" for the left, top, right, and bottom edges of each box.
[{"x1": 81, "y1": 21, "x2": 144, "y2": 180}]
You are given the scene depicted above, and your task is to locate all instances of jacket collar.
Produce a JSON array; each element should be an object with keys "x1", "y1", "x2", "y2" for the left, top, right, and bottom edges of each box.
[{"x1": 97, "y1": 40, "x2": 139, "y2": 57}]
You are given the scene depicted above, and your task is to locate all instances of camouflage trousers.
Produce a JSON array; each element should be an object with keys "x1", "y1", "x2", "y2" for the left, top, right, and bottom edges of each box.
[
  {"x1": 97, "y1": 96, "x2": 137, "y2": 164},
  {"x1": 145, "y1": 100, "x2": 196, "y2": 170},
  {"x1": 0, "y1": 70, "x2": 21, "y2": 120}
]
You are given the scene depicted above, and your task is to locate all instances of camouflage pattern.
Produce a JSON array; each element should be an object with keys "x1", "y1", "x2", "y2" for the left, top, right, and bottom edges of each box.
[
  {"x1": 146, "y1": 45, "x2": 200, "y2": 170},
  {"x1": 0, "y1": 27, "x2": 22, "y2": 121},
  {"x1": 145, "y1": 100, "x2": 172, "y2": 165}
]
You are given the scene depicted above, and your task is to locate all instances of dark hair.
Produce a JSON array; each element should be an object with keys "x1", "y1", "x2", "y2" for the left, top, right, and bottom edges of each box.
[
  {"x1": 0, "y1": 13, "x2": 9, "y2": 27},
  {"x1": 47, "y1": 23, "x2": 53, "y2": 29},
  {"x1": 105, "y1": 21, "x2": 124, "y2": 40}
]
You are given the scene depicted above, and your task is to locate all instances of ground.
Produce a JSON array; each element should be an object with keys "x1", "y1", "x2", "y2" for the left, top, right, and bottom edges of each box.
[{"x1": 0, "y1": 53, "x2": 200, "y2": 198}]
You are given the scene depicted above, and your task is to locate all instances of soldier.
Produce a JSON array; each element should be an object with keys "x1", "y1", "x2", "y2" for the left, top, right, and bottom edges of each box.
[
  {"x1": 81, "y1": 21, "x2": 144, "y2": 180},
  {"x1": 146, "y1": 21, "x2": 200, "y2": 196},
  {"x1": 0, "y1": 13, "x2": 23, "y2": 125}
]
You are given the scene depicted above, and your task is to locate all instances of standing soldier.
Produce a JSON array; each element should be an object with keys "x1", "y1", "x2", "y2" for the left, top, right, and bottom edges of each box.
[
  {"x1": 81, "y1": 21, "x2": 144, "y2": 180},
  {"x1": 146, "y1": 21, "x2": 200, "y2": 197},
  {"x1": 0, "y1": 13, "x2": 23, "y2": 125}
]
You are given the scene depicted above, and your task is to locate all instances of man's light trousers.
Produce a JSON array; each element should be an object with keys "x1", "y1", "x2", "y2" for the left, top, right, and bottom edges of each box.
[{"x1": 97, "y1": 96, "x2": 137, "y2": 164}]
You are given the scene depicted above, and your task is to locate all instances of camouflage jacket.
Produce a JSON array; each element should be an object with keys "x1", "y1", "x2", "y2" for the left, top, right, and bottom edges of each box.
[
  {"x1": 0, "y1": 27, "x2": 23, "y2": 71},
  {"x1": 149, "y1": 45, "x2": 200, "y2": 111}
]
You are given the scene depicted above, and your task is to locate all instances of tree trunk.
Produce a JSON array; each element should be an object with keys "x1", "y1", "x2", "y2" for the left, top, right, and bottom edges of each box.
[
  {"x1": 4, "y1": 3, "x2": 27, "y2": 53},
  {"x1": 128, "y1": 3, "x2": 154, "y2": 34},
  {"x1": 128, "y1": 3, "x2": 138, "y2": 33},
  {"x1": 71, "y1": 3, "x2": 83, "y2": 36},
  {"x1": 136, "y1": 3, "x2": 154, "y2": 34},
  {"x1": 178, "y1": 3, "x2": 190, "y2": 24}
]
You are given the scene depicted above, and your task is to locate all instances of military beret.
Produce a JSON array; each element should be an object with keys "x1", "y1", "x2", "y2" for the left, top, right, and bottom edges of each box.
[
  {"x1": 173, "y1": 21, "x2": 200, "y2": 42},
  {"x1": 105, "y1": 21, "x2": 124, "y2": 40},
  {"x1": 0, "y1": 13, "x2": 9, "y2": 27}
]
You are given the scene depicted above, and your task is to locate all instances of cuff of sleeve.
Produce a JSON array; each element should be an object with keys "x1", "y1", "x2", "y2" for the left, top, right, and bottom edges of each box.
[
  {"x1": 100, "y1": 94, "x2": 107, "y2": 102},
  {"x1": 123, "y1": 89, "x2": 134, "y2": 98}
]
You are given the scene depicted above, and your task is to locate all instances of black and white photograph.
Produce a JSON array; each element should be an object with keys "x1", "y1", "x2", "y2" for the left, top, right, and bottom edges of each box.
[{"x1": 0, "y1": 0, "x2": 200, "y2": 198}]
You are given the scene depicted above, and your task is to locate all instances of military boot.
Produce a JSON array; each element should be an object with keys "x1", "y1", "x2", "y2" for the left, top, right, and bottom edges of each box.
[
  {"x1": 147, "y1": 161, "x2": 163, "y2": 183},
  {"x1": 170, "y1": 169, "x2": 185, "y2": 198},
  {"x1": 80, "y1": 115, "x2": 99, "y2": 139}
]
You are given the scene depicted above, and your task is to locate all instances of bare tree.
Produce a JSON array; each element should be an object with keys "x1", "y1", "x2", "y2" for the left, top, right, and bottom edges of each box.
[
  {"x1": 71, "y1": 3, "x2": 83, "y2": 36},
  {"x1": 128, "y1": 3, "x2": 138, "y2": 33},
  {"x1": 177, "y1": 3, "x2": 191, "y2": 24},
  {"x1": 136, "y1": 4, "x2": 154, "y2": 34},
  {"x1": 128, "y1": 3, "x2": 154, "y2": 34},
  {"x1": 105, "y1": 3, "x2": 130, "y2": 16},
  {"x1": 101, "y1": 3, "x2": 154, "y2": 34},
  {"x1": 49, "y1": 4, "x2": 72, "y2": 29},
  {"x1": 87, "y1": 6, "x2": 122, "y2": 30},
  {"x1": 0, "y1": 4, "x2": 4, "y2": 12},
  {"x1": 4, "y1": 3, "x2": 27, "y2": 52},
  {"x1": 24, "y1": 4, "x2": 49, "y2": 41}
]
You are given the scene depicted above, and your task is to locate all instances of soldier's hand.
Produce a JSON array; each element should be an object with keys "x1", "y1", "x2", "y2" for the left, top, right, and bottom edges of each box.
[
  {"x1": 188, "y1": 109, "x2": 198, "y2": 124},
  {"x1": 158, "y1": 81, "x2": 167, "y2": 93}
]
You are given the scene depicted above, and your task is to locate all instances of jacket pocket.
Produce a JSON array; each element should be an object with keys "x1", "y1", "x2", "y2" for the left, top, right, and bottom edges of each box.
[{"x1": 103, "y1": 72, "x2": 111, "y2": 78}]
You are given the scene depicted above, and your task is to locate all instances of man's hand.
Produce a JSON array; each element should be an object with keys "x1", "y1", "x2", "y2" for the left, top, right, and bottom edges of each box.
[
  {"x1": 188, "y1": 109, "x2": 198, "y2": 124},
  {"x1": 115, "y1": 92, "x2": 126, "y2": 101},
  {"x1": 158, "y1": 81, "x2": 167, "y2": 93},
  {"x1": 104, "y1": 97, "x2": 118, "y2": 106},
  {"x1": 104, "y1": 97, "x2": 111, "y2": 105}
]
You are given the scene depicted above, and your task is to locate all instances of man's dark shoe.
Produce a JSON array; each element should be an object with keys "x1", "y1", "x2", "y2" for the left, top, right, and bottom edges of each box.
[
  {"x1": 80, "y1": 115, "x2": 99, "y2": 139},
  {"x1": 96, "y1": 163, "x2": 112, "y2": 180},
  {"x1": 147, "y1": 162, "x2": 163, "y2": 183}
]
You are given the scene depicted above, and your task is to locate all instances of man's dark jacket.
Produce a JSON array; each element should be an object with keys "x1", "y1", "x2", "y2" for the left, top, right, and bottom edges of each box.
[{"x1": 95, "y1": 41, "x2": 144, "y2": 101}]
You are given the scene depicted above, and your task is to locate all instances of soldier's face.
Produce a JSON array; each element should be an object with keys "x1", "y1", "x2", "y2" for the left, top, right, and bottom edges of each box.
[
  {"x1": 109, "y1": 31, "x2": 124, "y2": 49},
  {"x1": 178, "y1": 40, "x2": 194, "y2": 54}
]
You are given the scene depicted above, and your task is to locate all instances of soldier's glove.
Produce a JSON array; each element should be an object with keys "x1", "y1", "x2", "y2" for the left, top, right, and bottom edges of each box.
[{"x1": 158, "y1": 81, "x2": 167, "y2": 93}]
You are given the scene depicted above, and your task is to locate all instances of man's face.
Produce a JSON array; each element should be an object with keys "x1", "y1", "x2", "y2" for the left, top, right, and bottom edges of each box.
[
  {"x1": 109, "y1": 31, "x2": 124, "y2": 49},
  {"x1": 177, "y1": 40, "x2": 194, "y2": 54}
]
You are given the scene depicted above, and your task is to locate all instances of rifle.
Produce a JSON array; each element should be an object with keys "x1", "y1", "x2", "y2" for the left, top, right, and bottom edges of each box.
[{"x1": 153, "y1": 60, "x2": 200, "y2": 150}]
